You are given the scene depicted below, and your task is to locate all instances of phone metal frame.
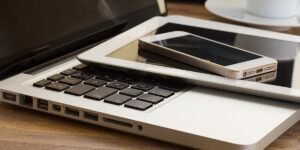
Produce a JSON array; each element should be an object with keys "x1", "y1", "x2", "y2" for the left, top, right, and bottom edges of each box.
[{"x1": 77, "y1": 15, "x2": 300, "y2": 103}]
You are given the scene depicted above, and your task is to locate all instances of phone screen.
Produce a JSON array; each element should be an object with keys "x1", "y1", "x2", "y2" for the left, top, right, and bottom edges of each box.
[{"x1": 152, "y1": 35, "x2": 262, "y2": 66}]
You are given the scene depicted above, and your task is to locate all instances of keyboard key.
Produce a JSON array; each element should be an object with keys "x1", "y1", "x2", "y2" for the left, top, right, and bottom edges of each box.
[
  {"x1": 137, "y1": 94, "x2": 164, "y2": 104},
  {"x1": 149, "y1": 88, "x2": 174, "y2": 98},
  {"x1": 33, "y1": 79, "x2": 51, "y2": 87},
  {"x1": 120, "y1": 88, "x2": 143, "y2": 97},
  {"x1": 106, "y1": 81, "x2": 129, "y2": 90},
  {"x1": 84, "y1": 87, "x2": 117, "y2": 101},
  {"x1": 96, "y1": 73, "x2": 116, "y2": 81},
  {"x1": 81, "y1": 66, "x2": 98, "y2": 74},
  {"x1": 144, "y1": 78, "x2": 161, "y2": 85},
  {"x1": 73, "y1": 64, "x2": 87, "y2": 70},
  {"x1": 65, "y1": 84, "x2": 95, "y2": 96},
  {"x1": 46, "y1": 82, "x2": 69, "y2": 92},
  {"x1": 84, "y1": 78, "x2": 106, "y2": 87},
  {"x1": 71, "y1": 72, "x2": 94, "y2": 80},
  {"x1": 61, "y1": 69, "x2": 78, "y2": 76},
  {"x1": 131, "y1": 82, "x2": 154, "y2": 91},
  {"x1": 118, "y1": 75, "x2": 139, "y2": 84},
  {"x1": 47, "y1": 74, "x2": 65, "y2": 81},
  {"x1": 159, "y1": 82, "x2": 186, "y2": 92},
  {"x1": 59, "y1": 77, "x2": 82, "y2": 85},
  {"x1": 104, "y1": 94, "x2": 131, "y2": 105},
  {"x1": 125, "y1": 100, "x2": 152, "y2": 111}
]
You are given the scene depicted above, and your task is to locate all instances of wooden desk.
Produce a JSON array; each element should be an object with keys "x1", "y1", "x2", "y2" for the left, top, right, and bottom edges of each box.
[{"x1": 0, "y1": 1, "x2": 299, "y2": 150}]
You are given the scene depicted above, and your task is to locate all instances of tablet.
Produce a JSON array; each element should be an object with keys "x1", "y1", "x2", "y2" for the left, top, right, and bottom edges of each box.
[{"x1": 78, "y1": 16, "x2": 300, "y2": 103}]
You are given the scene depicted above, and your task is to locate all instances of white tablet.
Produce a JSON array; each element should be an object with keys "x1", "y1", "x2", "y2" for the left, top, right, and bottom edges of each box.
[{"x1": 78, "y1": 15, "x2": 300, "y2": 103}]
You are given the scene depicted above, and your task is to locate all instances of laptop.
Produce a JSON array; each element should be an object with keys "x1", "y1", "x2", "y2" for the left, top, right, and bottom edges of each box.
[{"x1": 0, "y1": 0, "x2": 299, "y2": 150}]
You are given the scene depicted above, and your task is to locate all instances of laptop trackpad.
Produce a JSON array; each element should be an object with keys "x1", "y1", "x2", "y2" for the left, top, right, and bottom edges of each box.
[{"x1": 147, "y1": 86, "x2": 300, "y2": 146}]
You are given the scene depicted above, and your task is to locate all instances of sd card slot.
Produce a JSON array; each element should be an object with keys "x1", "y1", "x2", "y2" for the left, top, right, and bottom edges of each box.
[{"x1": 103, "y1": 117, "x2": 133, "y2": 128}]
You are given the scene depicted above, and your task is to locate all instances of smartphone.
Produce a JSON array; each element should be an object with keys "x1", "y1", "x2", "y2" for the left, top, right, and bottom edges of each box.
[
  {"x1": 138, "y1": 31, "x2": 278, "y2": 79},
  {"x1": 138, "y1": 48, "x2": 277, "y2": 83}
]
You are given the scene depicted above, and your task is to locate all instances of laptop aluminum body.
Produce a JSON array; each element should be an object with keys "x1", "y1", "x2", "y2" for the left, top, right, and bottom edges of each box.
[{"x1": 0, "y1": 1, "x2": 299, "y2": 150}]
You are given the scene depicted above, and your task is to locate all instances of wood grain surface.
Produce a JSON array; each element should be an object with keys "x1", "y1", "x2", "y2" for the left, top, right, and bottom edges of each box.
[{"x1": 0, "y1": 0, "x2": 300, "y2": 150}]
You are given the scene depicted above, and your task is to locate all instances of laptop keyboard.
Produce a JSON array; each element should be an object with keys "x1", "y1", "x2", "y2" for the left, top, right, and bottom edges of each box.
[{"x1": 33, "y1": 64, "x2": 187, "y2": 111}]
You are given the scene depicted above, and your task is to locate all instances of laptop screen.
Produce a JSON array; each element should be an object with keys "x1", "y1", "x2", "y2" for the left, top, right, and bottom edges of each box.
[{"x1": 0, "y1": 0, "x2": 164, "y2": 78}]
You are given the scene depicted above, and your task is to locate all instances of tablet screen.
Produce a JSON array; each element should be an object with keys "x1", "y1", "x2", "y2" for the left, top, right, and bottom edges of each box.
[{"x1": 107, "y1": 23, "x2": 300, "y2": 89}]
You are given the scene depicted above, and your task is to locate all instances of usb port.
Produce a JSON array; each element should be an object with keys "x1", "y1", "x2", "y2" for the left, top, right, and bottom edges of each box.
[
  {"x1": 37, "y1": 99, "x2": 48, "y2": 110},
  {"x1": 3, "y1": 92, "x2": 16, "y2": 102},
  {"x1": 52, "y1": 104, "x2": 61, "y2": 112},
  {"x1": 20, "y1": 95, "x2": 33, "y2": 107},
  {"x1": 84, "y1": 112, "x2": 98, "y2": 121},
  {"x1": 65, "y1": 107, "x2": 79, "y2": 117},
  {"x1": 256, "y1": 68, "x2": 263, "y2": 74}
]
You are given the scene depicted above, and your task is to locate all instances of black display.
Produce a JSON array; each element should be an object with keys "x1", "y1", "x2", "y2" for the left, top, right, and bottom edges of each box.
[
  {"x1": 152, "y1": 35, "x2": 262, "y2": 66},
  {"x1": 0, "y1": 0, "x2": 161, "y2": 79}
]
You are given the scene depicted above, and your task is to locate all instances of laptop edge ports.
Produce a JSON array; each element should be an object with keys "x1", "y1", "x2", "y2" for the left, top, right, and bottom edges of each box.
[
  {"x1": 2, "y1": 92, "x2": 16, "y2": 102},
  {"x1": 65, "y1": 107, "x2": 79, "y2": 117},
  {"x1": 20, "y1": 95, "x2": 33, "y2": 107},
  {"x1": 37, "y1": 99, "x2": 48, "y2": 110},
  {"x1": 103, "y1": 117, "x2": 133, "y2": 128},
  {"x1": 83, "y1": 111, "x2": 98, "y2": 121},
  {"x1": 52, "y1": 104, "x2": 61, "y2": 112}
]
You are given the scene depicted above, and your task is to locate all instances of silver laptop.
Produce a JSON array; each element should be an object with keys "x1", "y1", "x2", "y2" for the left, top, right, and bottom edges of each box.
[{"x1": 1, "y1": 1, "x2": 299, "y2": 150}]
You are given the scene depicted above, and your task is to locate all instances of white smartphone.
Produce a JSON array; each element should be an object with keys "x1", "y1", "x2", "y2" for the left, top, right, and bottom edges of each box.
[{"x1": 139, "y1": 31, "x2": 278, "y2": 79}]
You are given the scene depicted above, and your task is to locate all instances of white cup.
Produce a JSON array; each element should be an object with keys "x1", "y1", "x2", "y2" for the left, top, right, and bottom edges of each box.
[{"x1": 246, "y1": 0, "x2": 300, "y2": 18}]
